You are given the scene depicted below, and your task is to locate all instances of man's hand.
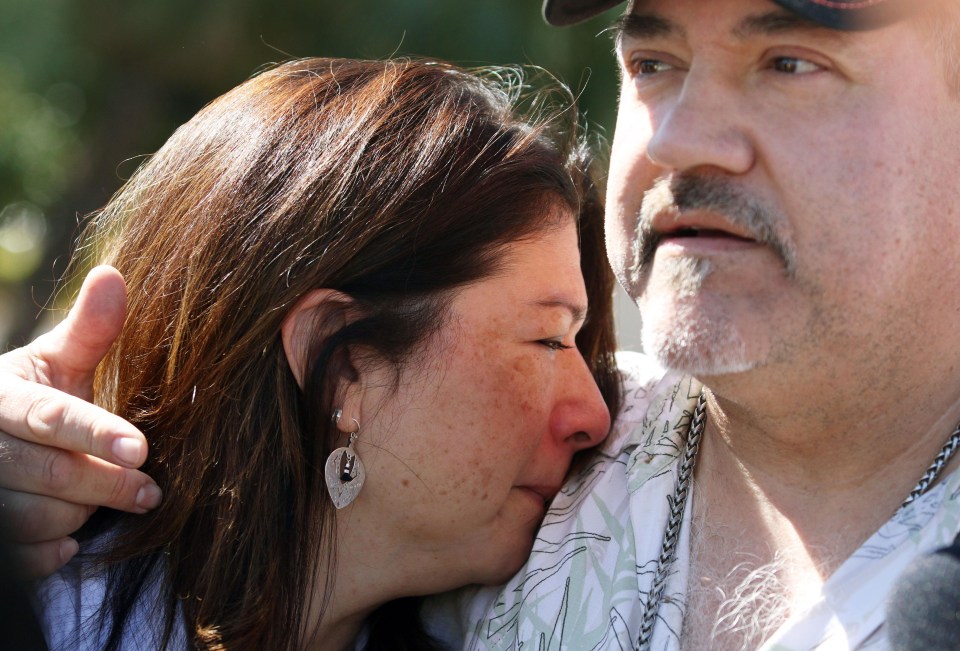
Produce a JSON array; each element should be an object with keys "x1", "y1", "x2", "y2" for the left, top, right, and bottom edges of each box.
[{"x1": 0, "y1": 266, "x2": 161, "y2": 579}]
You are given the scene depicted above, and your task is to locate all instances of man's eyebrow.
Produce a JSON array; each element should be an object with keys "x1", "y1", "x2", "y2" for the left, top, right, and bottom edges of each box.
[
  {"x1": 733, "y1": 10, "x2": 848, "y2": 40},
  {"x1": 611, "y1": 9, "x2": 848, "y2": 44},
  {"x1": 532, "y1": 299, "x2": 588, "y2": 324},
  {"x1": 610, "y1": 12, "x2": 684, "y2": 43}
]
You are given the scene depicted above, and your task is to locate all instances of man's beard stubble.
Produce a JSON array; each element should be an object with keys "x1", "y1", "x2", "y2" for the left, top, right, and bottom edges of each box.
[{"x1": 623, "y1": 175, "x2": 795, "y2": 377}]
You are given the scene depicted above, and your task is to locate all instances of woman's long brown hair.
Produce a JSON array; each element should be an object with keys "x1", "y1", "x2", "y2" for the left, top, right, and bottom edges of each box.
[{"x1": 72, "y1": 58, "x2": 621, "y2": 651}]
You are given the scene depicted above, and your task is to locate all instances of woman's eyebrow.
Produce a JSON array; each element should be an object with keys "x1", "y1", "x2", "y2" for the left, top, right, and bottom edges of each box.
[{"x1": 531, "y1": 299, "x2": 588, "y2": 324}]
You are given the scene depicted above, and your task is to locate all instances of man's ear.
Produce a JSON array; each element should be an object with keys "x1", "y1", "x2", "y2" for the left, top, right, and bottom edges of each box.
[{"x1": 281, "y1": 289, "x2": 357, "y2": 391}]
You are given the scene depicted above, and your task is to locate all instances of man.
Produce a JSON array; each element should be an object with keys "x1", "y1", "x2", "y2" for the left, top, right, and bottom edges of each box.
[
  {"x1": 434, "y1": 1, "x2": 960, "y2": 648},
  {"x1": 2, "y1": 0, "x2": 960, "y2": 648}
]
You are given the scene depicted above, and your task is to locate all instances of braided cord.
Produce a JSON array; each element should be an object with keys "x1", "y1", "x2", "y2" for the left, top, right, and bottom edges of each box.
[
  {"x1": 901, "y1": 421, "x2": 960, "y2": 509},
  {"x1": 636, "y1": 391, "x2": 707, "y2": 651}
]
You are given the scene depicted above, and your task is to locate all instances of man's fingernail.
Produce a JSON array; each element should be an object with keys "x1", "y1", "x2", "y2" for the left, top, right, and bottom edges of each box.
[
  {"x1": 59, "y1": 538, "x2": 79, "y2": 564},
  {"x1": 112, "y1": 437, "x2": 145, "y2": 466},
  {"x1": 135, "y1": 483, "x2": 163, "y2": 510}
]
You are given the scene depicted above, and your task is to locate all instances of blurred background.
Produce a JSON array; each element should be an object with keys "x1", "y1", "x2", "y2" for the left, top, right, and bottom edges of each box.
[{"x1": 0, "y1": 0, "x2": 643, "y2": 352}]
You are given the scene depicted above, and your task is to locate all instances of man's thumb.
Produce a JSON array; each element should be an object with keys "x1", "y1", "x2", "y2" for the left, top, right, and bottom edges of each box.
[{"x1": 37, "y1": 265, "x2": 127, "y2": 394}]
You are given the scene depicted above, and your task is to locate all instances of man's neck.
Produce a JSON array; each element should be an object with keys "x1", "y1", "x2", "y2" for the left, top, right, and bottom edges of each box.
[
  {"x1": 698, "y1": 376, "x2": 960, "y2": 560},
  {"x1": 681, "y1": 477, "x2": 832, "y2": 651},
  {"x1": 678, "y1": 377, "x2": 960, "y2": 649}
]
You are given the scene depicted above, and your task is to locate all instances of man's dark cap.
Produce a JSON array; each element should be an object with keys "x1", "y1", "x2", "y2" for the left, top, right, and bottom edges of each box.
[{"x1": 543, "y1": 0, "x2": 906, "y2": 30}]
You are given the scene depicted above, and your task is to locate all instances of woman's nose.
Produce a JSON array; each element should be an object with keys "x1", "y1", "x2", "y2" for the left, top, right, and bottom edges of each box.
[{"x1": 550, "y1": 351, "x2": 612, "y2": 452}]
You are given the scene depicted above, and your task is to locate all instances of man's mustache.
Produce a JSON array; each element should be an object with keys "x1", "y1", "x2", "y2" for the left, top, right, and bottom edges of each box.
[{"x1": 634, "y1": 175, "x2": 796, "y2": 275}]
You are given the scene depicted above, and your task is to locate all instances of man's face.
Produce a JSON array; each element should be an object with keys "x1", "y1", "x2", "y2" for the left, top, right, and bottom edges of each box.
[{"x1": 607, "y1": 0, "x2": 960, "y2": 381}]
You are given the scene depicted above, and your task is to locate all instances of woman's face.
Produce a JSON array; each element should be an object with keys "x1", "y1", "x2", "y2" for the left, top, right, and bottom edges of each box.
[{"x1": 340, "y1": 216, "x2": 611, "y2": 591}]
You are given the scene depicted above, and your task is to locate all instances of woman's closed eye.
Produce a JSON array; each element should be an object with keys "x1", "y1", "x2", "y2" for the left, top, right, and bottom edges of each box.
[{"x1": 538, "y1": 339, "x2": 574, "y2": 352}]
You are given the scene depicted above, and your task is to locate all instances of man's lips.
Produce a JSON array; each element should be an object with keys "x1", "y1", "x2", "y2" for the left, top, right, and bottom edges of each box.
[
  {"x1": 652, "y1": 209, "x2": 758, "y2": 243},
  {"x1": 633, "y1": 176, "x2": 796, "y2": 274}
]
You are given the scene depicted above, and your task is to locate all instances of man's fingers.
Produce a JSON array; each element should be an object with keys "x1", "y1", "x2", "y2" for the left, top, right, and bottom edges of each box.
[
  {"x1": 29, "y1": 265, "x2": 128, "y2": 399},
  {"x1": 0, "y1": 264, "x2": 146, "y2": 470},
  {"x1": 0, "y1": 489, "x2": 95, "y2": 543},
  {"x1": 0, "y1": 381, "x2": 147, "y2": 469},
  {"x1": 0, "y1": 264, "x2": 157, "y2": 579},
  {"x1": 6, "y1": 537, "x2": 79, "y2": 581},
  {"x1": 0, "y1": 434, "x2": 161, "y2": 514}
]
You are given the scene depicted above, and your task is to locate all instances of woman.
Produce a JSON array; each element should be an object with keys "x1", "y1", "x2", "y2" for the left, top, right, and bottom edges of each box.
[{"x1": 37, "y1": 58, "x2": 620, "y2": 650}]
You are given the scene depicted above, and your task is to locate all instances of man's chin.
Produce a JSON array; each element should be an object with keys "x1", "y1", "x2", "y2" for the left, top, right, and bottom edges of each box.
[
  {"x1": 641, "y1": 320, "x2": 758, "y2": 378},
  {"x1": 655, "y1": 354, "x2": 758, "y2": 380}
]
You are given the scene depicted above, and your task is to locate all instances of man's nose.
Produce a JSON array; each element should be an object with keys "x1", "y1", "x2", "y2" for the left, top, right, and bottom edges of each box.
[
  {"x1": 646, "y1": 71, "x2": 755, "y2": 175},
  {"x1": 550, "y1": 352, "x2": 612, "y2": 452}
]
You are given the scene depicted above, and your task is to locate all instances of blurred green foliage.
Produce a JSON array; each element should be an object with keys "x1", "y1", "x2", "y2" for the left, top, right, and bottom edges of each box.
[{"x1": 0, "y1": 0, "x2": 624, "y2": 348}]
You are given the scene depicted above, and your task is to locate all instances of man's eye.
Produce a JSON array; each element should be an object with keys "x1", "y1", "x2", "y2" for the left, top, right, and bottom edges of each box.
[
  {"x1": 634, "y1": 59, "x2": 673, "y2": 76},
  {"x1": 539, "y1": 339, "x2": 574, "y2": 352},
  {"x1": 771, "y1": 56, "x2": 821, "y2": 75}
]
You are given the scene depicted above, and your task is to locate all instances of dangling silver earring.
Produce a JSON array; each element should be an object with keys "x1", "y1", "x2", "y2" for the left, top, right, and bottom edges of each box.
[{"x1": 324, "y1": 417, "x2": 366, "y2": 509}]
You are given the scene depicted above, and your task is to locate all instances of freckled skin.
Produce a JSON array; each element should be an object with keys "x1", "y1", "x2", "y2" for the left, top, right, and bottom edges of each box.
[{"x1": 338, "y1": 218, "x2": 612, "y2": 591}]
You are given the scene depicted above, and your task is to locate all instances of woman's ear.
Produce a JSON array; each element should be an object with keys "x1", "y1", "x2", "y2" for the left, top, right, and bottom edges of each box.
[{"x1": 281, "y1": 289, "x2": 356, "y2": 391}]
